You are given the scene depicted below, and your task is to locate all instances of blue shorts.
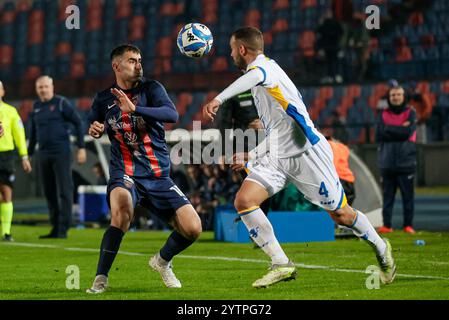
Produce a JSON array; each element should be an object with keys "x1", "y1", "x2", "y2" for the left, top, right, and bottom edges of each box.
[{"x1": 107, "y1": 175, "x2": 191, "y2": 224}]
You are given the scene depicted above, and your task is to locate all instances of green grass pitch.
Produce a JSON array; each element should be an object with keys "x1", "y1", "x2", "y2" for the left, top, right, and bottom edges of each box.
[{"x1": 1, "y1": 225, "x2": 449, "y2": 300}]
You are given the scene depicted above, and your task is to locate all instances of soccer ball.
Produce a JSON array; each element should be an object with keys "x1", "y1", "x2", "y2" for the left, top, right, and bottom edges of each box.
[{"x1": 177, "y1": 23, "x2": 213, "y2": 58}]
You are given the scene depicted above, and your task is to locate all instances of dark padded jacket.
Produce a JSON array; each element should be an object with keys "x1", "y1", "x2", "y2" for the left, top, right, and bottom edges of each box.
[{"x1": 376, "y1": 105, "x2": 417, "y2": 173}]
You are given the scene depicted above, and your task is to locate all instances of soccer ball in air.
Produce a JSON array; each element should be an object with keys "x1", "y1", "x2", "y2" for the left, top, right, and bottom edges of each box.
[{"x1": 177, "y1": 23, "x2": 213, "y2": 58}]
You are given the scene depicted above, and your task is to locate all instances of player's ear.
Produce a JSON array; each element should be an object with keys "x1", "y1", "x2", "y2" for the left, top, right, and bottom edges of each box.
[
  {"x1": 111, "y1": 61, "x2": 119, "y2": 73},
  {"x1": 239, "y1": 44, "x2": 246, "y2": 56}
]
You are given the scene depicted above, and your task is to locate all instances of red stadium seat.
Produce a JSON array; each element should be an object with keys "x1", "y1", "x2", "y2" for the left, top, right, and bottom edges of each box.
[
  {"x1": 263, "y1": 32, "x2": 273, "y2": 46},
  {"x1": 396, "y1": 46, "x2": 413, "y2": 62},
  {"x1": 116, "y1": 0, "x2": 131, "y2": 19},
  {"x1": 76, "y1": 97, "x2": 92, "y2": 111},
  {"x1": 211, "y1": 57, "x2": 228, "y2": 72},
  {"x1": 160, "y1": 3, "x2": 176, "y2": 16},
  {"x1": 298, "y1": 31, "x2": 316, "y2": 58},
  {"x1": 17, "y1": 1, "x2": 30, "y2": 12},
  {"x1": 70, "y1": 61, "x2": 85, "y2": 79},
  {"x1": 420, "y1": 35, "x2": 435, "y2": 49},
  {"x1": 245, "y1": 9, "x2": 261, "y2": 28},
  {"x1": 28, "y1": 21, "x2": 44, "y2": 45},
  {"x1": 0, "y1": 45, "x2": 13, "y2": 66},
  {"x1": 408, "y1": 11, "x2": 424, "y2": 26},
  {"x1": 56, "y1": 42, "x2": 71, "y2": 56},
  {"x1": 347, "y1": 85, "x2": 361, "y2": 98},
  {"x1": 441, "y1": 81, "x2": 449, "y2": 94},
  {"x1": 301, "y1": 0, "x2": 317, "y2": 9},
  {"x1": 24, "y1": 66, "x2": 42, "y2": 81},
  {"x1": 1, "y1": 11, "x2": 15, "y2": 24},
  {"x1": 273, "y1": 0, "x2": 289, "y2": 10},
  {"x1": 156, "y1": 37, "x2": 172, "y2": 58},
  {"x1": 59, "y1": 0, "x2": 76, "y2": 21},
  {"x1": 129, "y1": 16, "x2": 145, "y2": 41},
  {"x1": 272, "y1": 19, "x2": 288, "y2": 33},
  {"x1": 153, "y1": 58, "x2": 171, "y2": 75}
]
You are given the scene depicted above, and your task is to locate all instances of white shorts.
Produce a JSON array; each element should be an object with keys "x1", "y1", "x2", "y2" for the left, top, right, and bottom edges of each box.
[{"x1": 245, "y1": 139, "x2": 347, "y2": 211}]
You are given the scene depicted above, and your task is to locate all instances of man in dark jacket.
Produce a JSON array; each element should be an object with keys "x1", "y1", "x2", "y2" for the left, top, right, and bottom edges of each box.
[
  {"x1": 376, "y1": 86, "x2": 417, "y2": 234},
  {"x1": 28, "y1": 75, "x2": 87, "y2": 239}
]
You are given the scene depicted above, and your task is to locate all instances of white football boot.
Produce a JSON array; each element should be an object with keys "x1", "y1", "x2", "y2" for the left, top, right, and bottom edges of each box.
[{"x1": 149, "y1": 253, "x2": 182, "y2": 288}]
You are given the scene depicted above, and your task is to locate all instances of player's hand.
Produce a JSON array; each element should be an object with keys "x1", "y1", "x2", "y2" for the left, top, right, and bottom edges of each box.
[
  {"x1": 22, "y1": 158, "x2": 32, "y2": 173},
  {"x1": 230, "y1": 152, "x2": 248, "y2": 172},
  {"x1": 89, "y1": 121, "x2": 105, "y2": 139},
  {"x1": 77, "y1": 148, "x2": 87, "y2": 165},
  {"x1": 111, "y1": 88, "x2": 136, "y2": 113},
  {"x1": 248, "y1": 119, "x2": 263, "y2": 129},
  {"x1": 202, "y1": 99, "x2": 220, "y2": 122}
]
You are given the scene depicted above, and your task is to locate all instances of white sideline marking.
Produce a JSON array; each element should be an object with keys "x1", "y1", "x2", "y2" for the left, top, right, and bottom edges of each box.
[{"x1": 4, "y1": 242, "x2": 449, "y2": 281}]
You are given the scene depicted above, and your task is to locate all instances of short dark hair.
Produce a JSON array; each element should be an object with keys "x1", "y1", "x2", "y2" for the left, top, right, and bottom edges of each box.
[
  {"x1": 231, "y1": 27, "x2": 264, "y2": 52},
  {"x1": 110, "y1": 44, "x2": 141, "y2": 61}
]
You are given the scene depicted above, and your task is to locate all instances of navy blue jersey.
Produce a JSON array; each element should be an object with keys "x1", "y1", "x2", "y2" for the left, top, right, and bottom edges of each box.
[{"x1": 88, "y1": 78, "x2": 178, "y2": 180}]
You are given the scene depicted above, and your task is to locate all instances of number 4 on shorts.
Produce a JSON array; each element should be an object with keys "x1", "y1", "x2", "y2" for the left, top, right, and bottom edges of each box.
[{"x1": 319, "y1": 182, "x2": 329, "y2": 198}]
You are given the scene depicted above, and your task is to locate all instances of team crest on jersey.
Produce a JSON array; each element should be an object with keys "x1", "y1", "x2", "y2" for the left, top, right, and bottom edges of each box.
[{"x1": 124, "y1": 131, "x2": 138, "y2": 144}]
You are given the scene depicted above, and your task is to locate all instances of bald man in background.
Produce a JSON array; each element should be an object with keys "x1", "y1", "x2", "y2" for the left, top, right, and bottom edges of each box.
[{"x1": 28, "y1": 76, "x2": 87, "y2": 239}]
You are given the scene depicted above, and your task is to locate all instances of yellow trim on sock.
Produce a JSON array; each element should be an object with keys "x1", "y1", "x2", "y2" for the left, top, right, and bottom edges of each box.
[{"x1": 238, "y1": 206, "x2": 260, "y2": 215}]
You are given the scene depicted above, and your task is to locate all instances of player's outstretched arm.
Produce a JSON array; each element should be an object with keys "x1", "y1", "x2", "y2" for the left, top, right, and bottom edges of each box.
[{"x1": 203, "y1": 68, "x2": 264, "y2": 122}]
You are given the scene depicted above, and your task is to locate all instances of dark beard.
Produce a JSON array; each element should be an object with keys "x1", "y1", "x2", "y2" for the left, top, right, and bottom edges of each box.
[{"x1": 234, "y1": 55, "x2": 247, "y2": 70}]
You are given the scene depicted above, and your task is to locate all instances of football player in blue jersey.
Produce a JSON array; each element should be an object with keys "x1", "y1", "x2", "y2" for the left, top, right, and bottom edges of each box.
[{"x1": 86, "y1": 44, "x2": 202, "y2": 293}]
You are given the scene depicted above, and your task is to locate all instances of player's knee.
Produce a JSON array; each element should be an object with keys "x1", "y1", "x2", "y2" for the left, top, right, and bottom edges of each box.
[
  {"x1": 328, "y1": 206, "x2": 354, "y2": 226},
  {"x1": 184, "y1": 225, "x2": 202, "y2": 241},
  {"x1": 111, "y1": 208, "x2": 132, "y2": 231},
  {"x1": 234, "y1": 192, "x2": 257, "y2": 213}
]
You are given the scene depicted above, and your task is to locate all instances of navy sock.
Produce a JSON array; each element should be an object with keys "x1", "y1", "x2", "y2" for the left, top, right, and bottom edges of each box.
[
  {"x1": 96, "y1": 226, "x2": 125, "y2": 276},
  {"x1": 159, "y1": 231, "x2": 195, "y2": 262}
]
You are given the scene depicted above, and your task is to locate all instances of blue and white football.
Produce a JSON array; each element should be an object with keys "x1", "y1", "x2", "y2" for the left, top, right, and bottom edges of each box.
[{"x1": 177, "y1": 23, "x2": 213, "y2": 58}]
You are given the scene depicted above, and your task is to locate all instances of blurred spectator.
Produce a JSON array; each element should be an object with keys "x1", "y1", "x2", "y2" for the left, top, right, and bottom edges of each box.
[
  {"x1": 323, "y1": 132, "x2": 356, "y2": 205},
  {"x1": 376, "y1": 86, "x2": 417, "y2": 234},
  {"x1": 92, "y1": 162, "x2": 107, "y2": 185},
  {"x1": 408, "y1": 88, "x2": 433, "y2": 143},
  {"x1": 316, "y1": 10, "x2": 345, "y2": 84},
  {"x1": 376, "y1": 79, "x2": 400, "y2": 111},
  {"x1": 347, "y1": 16, "x2": 370, "y2": 81},
  {"x1": 328, "y1": 110, "x2": 349, "y2": 144}
]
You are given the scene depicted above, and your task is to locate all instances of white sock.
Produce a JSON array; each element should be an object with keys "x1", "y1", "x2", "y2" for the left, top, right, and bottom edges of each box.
[
  {"x1": 350, "y1": 209, "x2": 386, "y2": 255},
  {"x1": 240, "y1": 208, "x2": 289, "y2": 265}
]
